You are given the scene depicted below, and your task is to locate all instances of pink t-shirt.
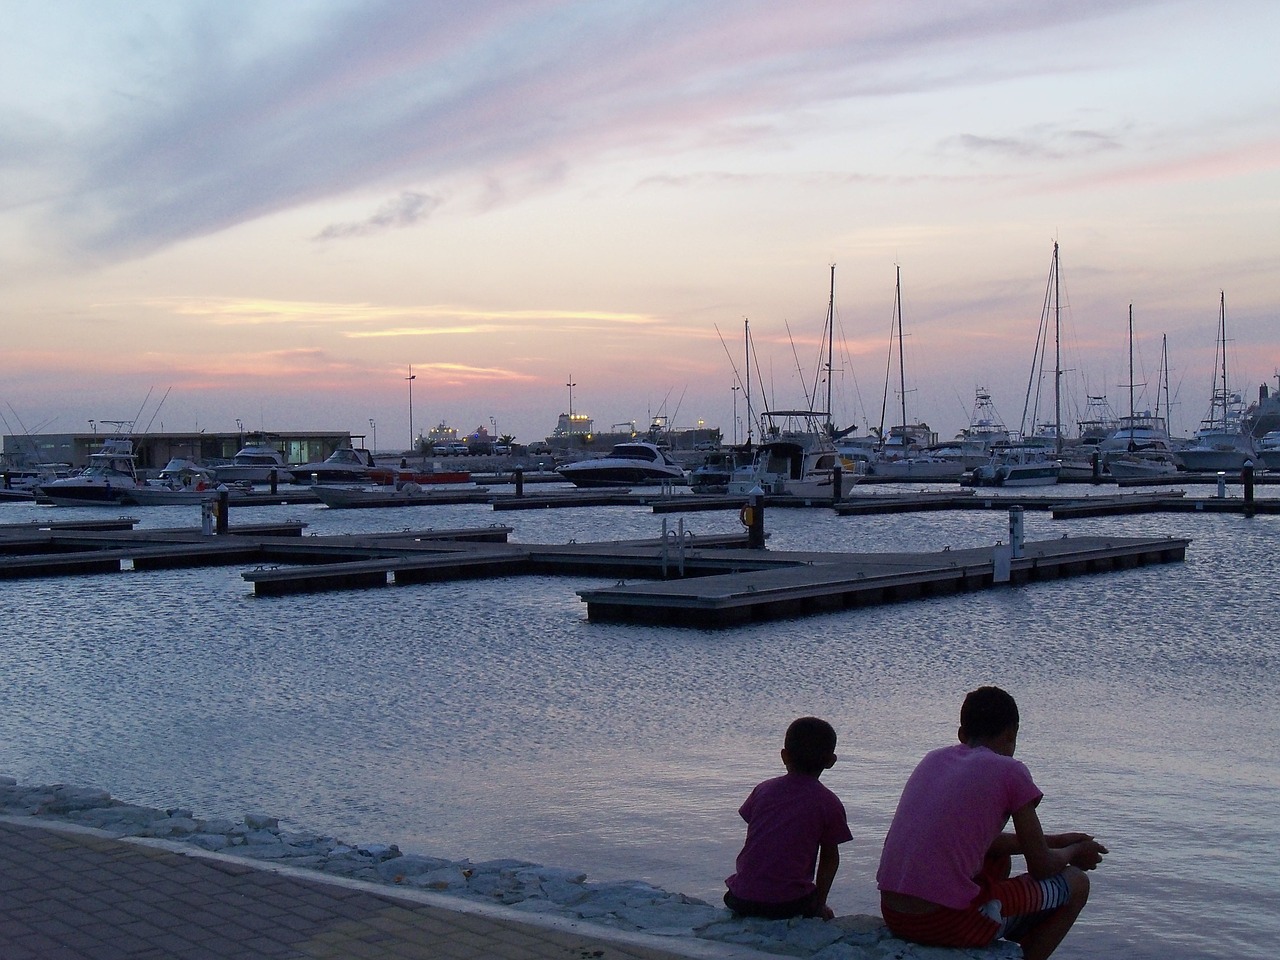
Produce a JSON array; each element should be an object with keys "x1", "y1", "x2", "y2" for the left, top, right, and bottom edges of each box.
[
  {"x1": 876, "y1": 744, "x2": 1043, "y2": 909},
  {"x1": 725, "y1": 771, "x2": 853, "y2": 904}
]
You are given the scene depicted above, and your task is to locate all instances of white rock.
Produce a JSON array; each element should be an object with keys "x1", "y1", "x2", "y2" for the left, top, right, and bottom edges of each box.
[{"x1": 244, "y1": 813, "x2": 278, "y2": 829}]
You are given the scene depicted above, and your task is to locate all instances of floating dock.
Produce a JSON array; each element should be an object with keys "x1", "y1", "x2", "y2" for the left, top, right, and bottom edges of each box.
[
  {"x1": 0, "y1": 516, "x2": 1190, "y2": 627},
  {"x1": 576, "y1": 535, "x2": 1190, "y2": 627}
]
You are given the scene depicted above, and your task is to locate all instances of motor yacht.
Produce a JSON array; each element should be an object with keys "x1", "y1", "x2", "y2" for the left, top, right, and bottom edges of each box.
[
  {"x1": 213, "y1": 437, "x2": 295, "y2": 484},
  {"x1": 556, "y1": 442, "x2": 687, "y2": 488},
  {"x1": 39, "y1": 438, "x2": 141, "y2": 505}
]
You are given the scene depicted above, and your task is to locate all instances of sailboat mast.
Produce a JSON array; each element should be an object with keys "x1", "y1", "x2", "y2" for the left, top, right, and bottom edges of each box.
[
  {"x1": 1158, "y1": 333, "x2": 1170, "y2": 428},
  {"x1": 1128, "y1": 304, "x2": 1136, "y2": 449},
  {"x1": 1218, "y1": 291, "x2": 1228, "y2": 433},
  {"x1": 826, "y1": 263, "x2": 835, "y2": 438},
  {"x1": 896, "y1": 265, "x2": 907, "y2": 445},
  {"x1": 744, "y1": 318, "x2": 753, "y2": 444},
  {"x1": 1053, "y1": 242, "x2": 1063, "y2": 454}
]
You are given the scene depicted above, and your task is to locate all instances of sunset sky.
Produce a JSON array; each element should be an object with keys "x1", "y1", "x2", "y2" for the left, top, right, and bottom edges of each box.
[{"x1": 3, "y1": 0, "x2": 1277, "y2": 450}]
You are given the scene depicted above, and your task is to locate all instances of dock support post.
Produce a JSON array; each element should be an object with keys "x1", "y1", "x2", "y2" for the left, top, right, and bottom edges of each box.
[
  {"x1": 1243, "y1": 460, "x2": 1255, "y2": 516},
  {"x1": 1008, "y1": 506, "x2": 1025, "y2": 559},
  {"x1": 832, "y1": 463, "x2": 843, "y2": 502},
  {"x1": 1091, "y1": 451, "x2": 1102, "y2": 484},
  {"x1": 216, "y1": 489, "x2": 230, "y2": 534},
  {"x1": 748, "y1": 486, "x2": 765, "y2": 549},
  {"x1": 1217, "y1": 472, "x2": 1227, "y2": 499},
  {"x1": 201, "y1": 498, "x2": 214, "y2": 536},
  {"x1": 514, "y1": 467, "x2": 524, "y2": 497},
  {"x1": 269, "y1": 469, "x2": 278, "y2": 494}
]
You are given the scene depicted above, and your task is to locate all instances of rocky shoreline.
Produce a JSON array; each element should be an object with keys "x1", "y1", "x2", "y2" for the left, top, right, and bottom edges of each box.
[{"x1": 0, "y1": 778, "x2": 1016, "y2": 959}]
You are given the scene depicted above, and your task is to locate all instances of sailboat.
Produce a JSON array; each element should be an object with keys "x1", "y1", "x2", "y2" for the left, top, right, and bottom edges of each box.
[
  {"x1": 1178, "y1": 292, "x2": 1258, "y2": 472},
  {"x1": 1103, "y1": 307, "x2": 1180, "y2": 479},
  {"x1": 971, "y1": 244, "x2": 1064, "y2": 486},
  {"x1": 727, "y1": 269, "x2": 841, "y2": 496},
  {"x1": 865, "y1": 266, "x2": 959, "y2": 481}
]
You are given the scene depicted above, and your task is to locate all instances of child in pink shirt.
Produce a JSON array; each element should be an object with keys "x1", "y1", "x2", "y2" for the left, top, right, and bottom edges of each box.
[
  {"x1": 877, "y1": 686, "x2": 1107, "y2": 960},
  {"x1": 725, "y1": 717, "x2": 852, "y2": 920}
]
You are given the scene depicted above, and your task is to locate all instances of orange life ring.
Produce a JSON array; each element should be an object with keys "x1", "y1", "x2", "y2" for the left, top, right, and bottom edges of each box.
[{"x1": 739, "y1": 504, "x2": 754, "y2": 527}]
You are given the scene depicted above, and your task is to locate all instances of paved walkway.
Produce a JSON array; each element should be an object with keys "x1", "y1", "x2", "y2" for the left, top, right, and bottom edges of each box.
[{"x1": 0, "y1": 819, "x2": 748, "y2": 960}]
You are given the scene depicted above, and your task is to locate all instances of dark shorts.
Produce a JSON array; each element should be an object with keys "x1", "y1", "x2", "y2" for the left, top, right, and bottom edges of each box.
[{"x1": 724, "y1": 888, "x2": 823, "y2": 920}]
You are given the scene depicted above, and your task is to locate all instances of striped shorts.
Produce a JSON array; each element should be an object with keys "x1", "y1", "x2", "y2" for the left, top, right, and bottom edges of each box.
[{"x1": 882, "y1": 862, "x2": 1072, "y2": 948}]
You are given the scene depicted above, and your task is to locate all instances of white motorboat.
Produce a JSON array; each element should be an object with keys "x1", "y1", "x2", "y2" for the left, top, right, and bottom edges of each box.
[
  {"x1": 0, "y1": 463, "x2": 73, "y2": 501},
  {"x1": 294, "y1": 446, "x2": 385, "y2": 484},
  {"x1": 122, "y1": 458, "x2": 249, "y2": 506},
  {"x1": 727, "y1": 411, "x2": 839, "y2": 496},
  {"x1": 556, "y1": 442, "x2": 687, "y2": 488},
  {"x1": 1106, "y1": 450, "x2": 1181, "y2": 480},
  {"x1": 689, "y1": 446, "x2": 753, "y2": 494},
  {"x1": 1256, "y1": 430, "x2": 1280, "y2": 471},
  {"x1": 39, "y1": 438, "x2": 143, "y2": 505},
  {"x1": 213, "y1": 436, "x2": 295, "y2": 484},
  {"x1": 864, "y1": 453, "x2": 964, "y2": 481},
  {"x1": 968, "y1": 444, "x2": 1061, "y2": 487}
]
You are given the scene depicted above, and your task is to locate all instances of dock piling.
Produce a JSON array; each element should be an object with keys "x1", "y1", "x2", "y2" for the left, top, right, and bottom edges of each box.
[
  {"x1": 1008, "y1": 506, "x2": 1025, "y2": 559},
  {"x1": 747, "y1": 486, "x2": 765, "y2": 549}
]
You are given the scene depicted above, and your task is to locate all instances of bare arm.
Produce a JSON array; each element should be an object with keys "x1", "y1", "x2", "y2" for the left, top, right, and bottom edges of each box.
[
  {"x1": 1010, "y1": 802, "x2": 1108, "y2": 879},
  {"x1": 813, "y1": 843, "x2": 840, "y2": 920}
]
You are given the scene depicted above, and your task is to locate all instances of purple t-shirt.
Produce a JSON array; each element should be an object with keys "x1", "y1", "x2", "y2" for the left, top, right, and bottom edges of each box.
[
  {"x1": 876, "y1": 744, "x2": 1043, "y2": 909},
  {"x1": 725, "y1": 771, "x2": 853, "y2": 904}
]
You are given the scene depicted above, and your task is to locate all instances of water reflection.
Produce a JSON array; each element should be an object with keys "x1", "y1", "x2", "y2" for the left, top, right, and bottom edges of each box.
[{"x1": 0, "y1": 497, "x2": 1275, "y2": 960}]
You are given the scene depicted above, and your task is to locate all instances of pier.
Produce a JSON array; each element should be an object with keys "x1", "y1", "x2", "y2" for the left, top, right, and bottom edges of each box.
[{"x1": 0, "y1": 514, "x2": 1189, "y2": 627}]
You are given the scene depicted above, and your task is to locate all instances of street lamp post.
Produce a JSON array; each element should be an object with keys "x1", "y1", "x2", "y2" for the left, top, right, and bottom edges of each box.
[
  {"x1": 369, "y1": 418, "x2": 376, "y2": 453},
  {"x1": 405, "y1": 365, "x2": 416, "y2": 452}
]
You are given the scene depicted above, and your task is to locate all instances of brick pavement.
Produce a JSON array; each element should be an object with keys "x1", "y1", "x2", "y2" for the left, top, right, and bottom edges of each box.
[{"x1": 0, "y1": 820, "x2": 750, "y2": 960}]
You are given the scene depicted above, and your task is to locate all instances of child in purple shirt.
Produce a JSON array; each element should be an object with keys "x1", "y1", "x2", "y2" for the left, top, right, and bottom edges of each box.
[{"x1": 725, "y1": 717, "x2": 853, "y2": 920}]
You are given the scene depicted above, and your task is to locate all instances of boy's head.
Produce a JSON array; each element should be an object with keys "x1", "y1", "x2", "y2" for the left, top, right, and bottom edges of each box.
[
  {"x1": 959, "y1": 686, "x2": 1019, "y2": 752},
  {"x1": 781, "y1": 716, "x2": 838, "y2": 776}
]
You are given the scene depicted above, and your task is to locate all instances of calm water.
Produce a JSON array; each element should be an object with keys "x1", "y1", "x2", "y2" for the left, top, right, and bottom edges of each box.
[{"x1": 0, "y1": 487, "x2": 1275, "y2": 960}]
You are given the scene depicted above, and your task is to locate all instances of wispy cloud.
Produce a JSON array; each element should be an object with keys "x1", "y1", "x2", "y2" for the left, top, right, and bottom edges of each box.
[
  {"x1": 313, "y1": 191, "x2": 441, "y2": 241},
  {"x1": 9, "y1": 0, "x2": 1165, "y2": 265}
]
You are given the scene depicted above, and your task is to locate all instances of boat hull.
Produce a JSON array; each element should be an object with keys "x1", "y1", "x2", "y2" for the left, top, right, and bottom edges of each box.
[{"x1": 38, "y1": 482, "x2": 135, "y2": 506}]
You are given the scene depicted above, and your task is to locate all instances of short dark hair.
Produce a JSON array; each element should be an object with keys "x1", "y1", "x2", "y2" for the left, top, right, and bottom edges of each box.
[
  {"x1": 784, "y1": 717, "x2": 837, "y2": 774},
  {"x1": 960, "y1": 686, "x2": 1019, "y2": 740}
]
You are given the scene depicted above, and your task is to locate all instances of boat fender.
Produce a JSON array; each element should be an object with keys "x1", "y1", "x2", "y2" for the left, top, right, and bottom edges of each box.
[{"x1": 739, "y1": 504, "x2": 754, "y2": 527}]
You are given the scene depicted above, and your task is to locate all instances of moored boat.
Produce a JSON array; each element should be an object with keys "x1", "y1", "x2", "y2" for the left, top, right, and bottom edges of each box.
[
  {"x1": 38, "y1": 438, "x2": 142, "y2": 505},
  {"x1": 1178, "y1": 292, "x2": 1259, "y2": 472},
  {"x1": 967, "y1": 444, "x2": 1061, "y2": 487},
  {"x1": 212, "y1": 436, "x2": 295, "y2": 484},
  {"x1": 556, "y1": 442, "x2": 687, "y2": 488}
]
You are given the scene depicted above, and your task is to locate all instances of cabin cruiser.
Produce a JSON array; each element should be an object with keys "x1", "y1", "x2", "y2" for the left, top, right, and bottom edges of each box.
[
  {"x1": 689, "y1": 445, "x2": 753, "y2": 494},
  {"x1": 966, "y1": 444, "x2": 1061, "y2": 487},
  {"x1": 212, "y1": 437, "x2": 295, "y2": 484},
  {"x1": 1178, "y1": 394, "x2": 1258, "y2": 472},
  {"x1": 1256, "y1": 431, "x2": 1280, "y2": 471},
  {"x1": 1105, "y1": 450, "x2": 1181, "y2": 480},
  {"x1": 294, "y1": 446, "x2": 385, "y2": 484},
  {"x1": 556, "y1": 442, "x2": 687, "y2": 488},
  {"x1": 727, "y1": 412, "x2": 839, "y2": 496},
  {"x1": 38, "y1": 438, "x2": 142, "y2": 505},
  {"x1": 121, "y1": 458, "x2": 247, "y2": 505}
]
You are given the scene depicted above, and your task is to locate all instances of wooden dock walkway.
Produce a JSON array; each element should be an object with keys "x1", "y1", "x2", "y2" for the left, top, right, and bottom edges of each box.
[
  {"x1": 0, "y1": 514, "x2": 1191, "y2": 627},
  {"x1": 577, "y1": 535, "x2": 1190, "y2": 627}
]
